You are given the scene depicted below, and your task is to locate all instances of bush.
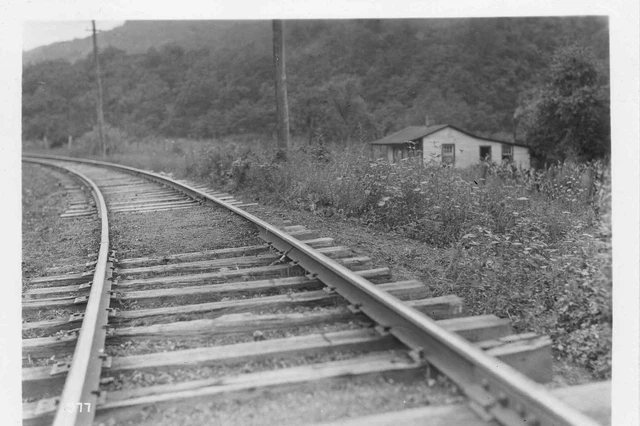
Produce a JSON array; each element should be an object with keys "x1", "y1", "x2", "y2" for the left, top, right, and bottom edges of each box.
[
  {"x1": 553, "y1": 166, "x2": 611, "y2": 378},
  {"x1": 72, "y1": 125, "x2": 134, "y2": 155},
  {"x1": 184, "y1": 143, "x2": 254, "y2": 189}
]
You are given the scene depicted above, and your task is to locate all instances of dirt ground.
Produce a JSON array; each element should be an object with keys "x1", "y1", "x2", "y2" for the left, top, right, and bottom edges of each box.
[{"x1": 22, "y1": 164, "x2": 101, "y2": 288}]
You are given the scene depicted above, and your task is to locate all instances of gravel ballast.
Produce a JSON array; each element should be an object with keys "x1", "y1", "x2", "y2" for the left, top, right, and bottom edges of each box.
[{"x1": 22, "y1": 164, "x2": 101, "y2": 289}]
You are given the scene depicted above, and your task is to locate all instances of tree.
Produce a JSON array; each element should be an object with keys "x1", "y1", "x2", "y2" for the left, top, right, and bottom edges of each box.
[
  {"x1": 289, "y1": 85, "x2": 327, "y2": 144},
  {"x1": 516, "y1": 45, "x2": 610, "y2": 163},
  {"x1": 407, "y1": 87, "x2": 473, "y2": 129},
  {"x1": 22, "y1": 60, "x2": 90, "y2": 146},
  {"x1": 119, "y1": 73, "x2": 170, "y2": 136},
  {"x1": 21, "y1": 19, "x2": 610, "y2": 145},
  {"x1": 319, "y1": 75, "x2": 375, "y2": 144}
]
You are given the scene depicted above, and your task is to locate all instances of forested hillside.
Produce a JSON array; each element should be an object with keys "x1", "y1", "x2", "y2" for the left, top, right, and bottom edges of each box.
[
  {"x1": 22, "y1": 21, "x2": 272, "y2": 65},
  {"x1": 22, "y1": 18, "x2": 609, "y2": 148}
]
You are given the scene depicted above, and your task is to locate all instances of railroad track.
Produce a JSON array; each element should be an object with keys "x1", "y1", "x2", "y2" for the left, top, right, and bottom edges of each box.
[{"x1": 21, "y1": 154, "x2": 610, "y2": 426}]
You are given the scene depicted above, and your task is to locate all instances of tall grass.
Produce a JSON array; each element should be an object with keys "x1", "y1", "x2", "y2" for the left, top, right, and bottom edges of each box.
[{"x1": 25, "y1": 129, "x2": 612, "y2": 378}]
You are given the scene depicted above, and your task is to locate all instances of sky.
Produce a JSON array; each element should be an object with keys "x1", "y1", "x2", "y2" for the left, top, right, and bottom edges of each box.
[{"x1": 22, "y1": 20, "x2": 125, "y2": 51}]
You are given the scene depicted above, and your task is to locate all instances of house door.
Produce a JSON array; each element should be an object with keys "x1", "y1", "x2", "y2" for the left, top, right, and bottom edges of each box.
[
  {"x1": 479, "y1": 146, "x2": 492, "y2": 161},
  {"x1": 393, "y1": 147, "x2": 403, "y2": 162}
]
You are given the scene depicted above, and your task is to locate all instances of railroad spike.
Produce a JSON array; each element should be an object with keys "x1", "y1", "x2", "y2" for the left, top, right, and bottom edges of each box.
[
  {"x1": 468, "y1": 401, "x2": 495, "y2": 422},
  {"x1": 34, "y1": 397, "x2": 60, "y2": 416},
  {"x1": 99, "y1": 354, "x2": 113, "y2": 368},
  {"x1": 347, "y1": 303, "x2": 362, "y2": 314},
  {"x1": 497, "y1": 392, "x2": 509, "y2": 407},
  {"x1": 374, "y1": 325, "x2": 391, "y2": 336},
  {"x1": 91, "y1": 389, "x2": 108, "y2": 405},
  {"x1": 100, "y1": 377, "x2": 115, "y2": 385},
  {"x1": 269, "y1": 248, "x2": 293, "y2": 266},
  {"x1": 69, "y1": 312, "x2": 84, "y2": 322},
  {"x1": 408, "y1": 348, "x2": 425, "y2": 364},
  {"x1": 50, "y1": 362, "x2": 71, "y2": 376}
]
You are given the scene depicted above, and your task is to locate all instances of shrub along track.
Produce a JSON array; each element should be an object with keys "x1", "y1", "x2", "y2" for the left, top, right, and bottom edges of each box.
[{"x1": 21, "y1": 154, "x2": 610, "y2": 426}]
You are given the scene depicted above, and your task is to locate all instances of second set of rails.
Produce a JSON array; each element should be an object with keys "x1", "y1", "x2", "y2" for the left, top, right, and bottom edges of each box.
[{"x1": 21, "y1": 154, "x2": 609, "y2": 426}]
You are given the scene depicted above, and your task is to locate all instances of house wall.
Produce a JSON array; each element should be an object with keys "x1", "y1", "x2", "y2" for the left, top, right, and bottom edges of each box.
[
  {"x1": 512, "y1": 145, "x2": 530, "y2": 168},
  {"x1": 421, "y1": 127, "x2": 530, "y2": 168}
]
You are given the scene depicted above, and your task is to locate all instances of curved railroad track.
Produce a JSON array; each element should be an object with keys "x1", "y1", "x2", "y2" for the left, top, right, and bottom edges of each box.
[{"x1": 21, "y1": 154, "x2": 610, "y2": 426}]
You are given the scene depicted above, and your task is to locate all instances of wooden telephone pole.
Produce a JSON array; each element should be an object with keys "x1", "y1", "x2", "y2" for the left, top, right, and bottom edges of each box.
[
  {"x1": 92, "y1": 20, "x2": 107, "y2": 157},
  {"x1": 272, "y1": 20, "x2": 290, "y2": 158}
]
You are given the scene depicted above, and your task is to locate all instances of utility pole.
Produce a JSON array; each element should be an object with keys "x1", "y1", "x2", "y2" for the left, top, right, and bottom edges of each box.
[
  {"x1": 92, "y1": 20, "x2": 107, "y2": 157},
  {"x1": 272, "y1": 20, "x2": 289, "y2": 158}
]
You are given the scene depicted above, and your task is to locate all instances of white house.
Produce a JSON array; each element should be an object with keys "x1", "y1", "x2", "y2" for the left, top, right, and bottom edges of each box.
[{"x1": 370, "y1": 124, "x2": 531, "y2": 169}]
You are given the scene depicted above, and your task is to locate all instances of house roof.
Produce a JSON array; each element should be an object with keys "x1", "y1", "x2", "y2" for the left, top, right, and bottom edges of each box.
[
  {"x1": 369, "y1": 124, "x2": 448, "y2": 145},
  {"x1": 369, "y1": 124, "x2": 530, "y2": 148}
]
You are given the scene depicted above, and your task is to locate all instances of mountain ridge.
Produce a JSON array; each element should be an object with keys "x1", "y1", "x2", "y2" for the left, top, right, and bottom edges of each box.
[{"x1": 23, "y1": 20, "x2": 272, "y2": 65}]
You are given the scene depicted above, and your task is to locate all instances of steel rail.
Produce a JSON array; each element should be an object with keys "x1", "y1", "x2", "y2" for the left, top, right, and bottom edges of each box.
[
  {"x1": 23, "y1": 158, "x2": 113, "y2": 426},
  {"x1": 23, "y1": 153, "x2": 603, "y2": 426}
]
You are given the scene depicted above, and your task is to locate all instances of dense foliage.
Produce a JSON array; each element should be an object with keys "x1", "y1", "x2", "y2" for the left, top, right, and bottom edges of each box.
[
  {"x1": 23, "y1": 18, "x2": 609, "y2": 150},
  {"x1": 516, "y1": 45, "x2": 610, "y2": 163}
]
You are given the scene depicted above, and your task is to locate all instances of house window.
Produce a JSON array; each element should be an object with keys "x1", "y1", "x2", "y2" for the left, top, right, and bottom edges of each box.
[
  {"x1": 502, "y1": 144, "x2": 513, "y2": 162},
  {"x1": 479, "y1": 146, "x2": 492, "y2": 161},
  {"x1": 442, "y1": 144, "x2": 455, "y2": 165}
]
